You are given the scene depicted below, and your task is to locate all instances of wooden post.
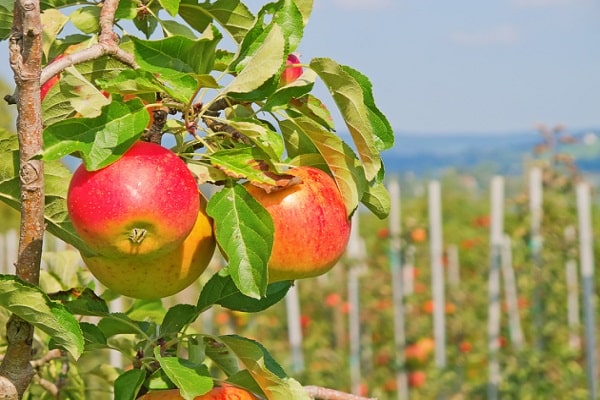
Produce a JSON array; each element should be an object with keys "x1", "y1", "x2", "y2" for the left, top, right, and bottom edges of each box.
[
  {"x1": 564, "y1": 226, "x2": 581, "y2": 352},
  {"x1": 388, "y1": 179, "x2": 409, "y2": 400},
  {"x1": 529, "y1": 167, "x2": 544, "y2": 350},
  {"x1": 428, "y1": 180, "x2": 446, "y2": 368},
  {"x1": 501, "y1": 235, "x2": 524, "y2": 349},
  {"x1": 488, "y1": 176, "x2": 504, "y2": 400},
  {"x1": 285, "y1": 283, "x2": 305, "y2": 374},
  {"x1": 576, "y1": 182, "x2": 597, "y2": 399},
  {"x1": 447, "y1": 244, "x2": 460, "y2": 287},
  {"x1": 403, "y1": 245, "x2": 415, "y2": 296}
]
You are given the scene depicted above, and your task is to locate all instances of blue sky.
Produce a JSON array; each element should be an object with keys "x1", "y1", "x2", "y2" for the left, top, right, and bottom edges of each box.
[
  {"x1": 0, "y1": 0, "x2": 597, "y2": 135},
  {"x1": 296, "y1": 0, "x2": 600, "y2": 134}
]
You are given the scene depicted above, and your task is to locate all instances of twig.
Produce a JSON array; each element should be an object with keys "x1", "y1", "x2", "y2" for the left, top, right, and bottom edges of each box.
[
  {"x1": 30, "y1": 349, "x2": 64, "y2": 368},
  {"x1": 304, "y1": 386, "x2": 377, "y2": 400}
]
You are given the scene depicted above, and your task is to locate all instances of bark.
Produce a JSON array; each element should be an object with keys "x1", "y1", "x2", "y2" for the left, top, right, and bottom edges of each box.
[{"x1": 0, "y1": 0, "x2": 43, "y2": 397}]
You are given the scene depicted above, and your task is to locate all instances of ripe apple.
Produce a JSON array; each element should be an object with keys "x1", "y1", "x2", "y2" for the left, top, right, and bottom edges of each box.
[
  {"x1": 243, "y1": 166, "x2": 351, "y2": 282},
  {"x1": 137, "y1": 384, "x2": 258, "y2": 399},
  {"x1": 81, "y1": 196, "x2": 215, "y2": 299},
  {"x1": 67, "y1": 141, "x2": 200, "y2": 258},
  {"x1": 280, "y1": 53, "x2": 303, "y2": 85}
]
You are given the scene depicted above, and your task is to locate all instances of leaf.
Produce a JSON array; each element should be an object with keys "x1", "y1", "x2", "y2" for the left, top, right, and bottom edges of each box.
[
  {"x1": 70, "y1": 6, "x2": 100, "y2": 34},
  {"x1": 286, "y1": 117, "x2": 368, "y2": 217},
  {"x1": 263, "y1": 69, "x2": 316, "y2": 111},
  {"x1": 154, "y1": 347, "x2": 213, "y2": 400},
  {"x1": 114, "y1": 369, "x2": 145, "y2": 400},
  {"x1": 361, "y1": 179, "x2": 390, "y2": 219},
  {"x1": 198, "y1": 272, "x2": 292, "y2": 312},
  {"x1": 224, "y1": 24, "x2": 285, "y2": 99},
  {"x1": 42, "y1": 98, "x2": 148, "y2": 171},
  {"x1": 209, "y1": 147, "x2": 281, "y2": 184},
  {"x1": 160, "y1": 304, "x2": 198, "y2": 337},
  {"x1": 161, "y1": 19, "x2": 197, "y2": 39},
  {"x1": 225, "y1": 120, "x2": 285, "y2": 161},
  {"x1": 179, "y1": 0, "x2": 254, "y2": 44},
  {"x1": 0, "y1": 1, "x2": 12, "y2": 40},
  {"x1": 126, "y1": 298, "x2": 166, "y2": 323},
  {"x1": 341, "y1": 64, "x2": 394, "y2": 151},
  {"x1": 41, "y1": 9, "x2": 69, "y2": 58},
  {"x1": 80, "y1": 321, "x2": 108, "y2": 349},
  {"x1": 97, "y1": 313, "x2": 152, "y2": 338},
  {"x1": 0, "y1": 275, "x2": 84, "y2": 359},
  {"x1": 288, "y1": 94, "x2": 335, "y2": 131},
  {"x1": 218, "y1": 335, "x2": 311, "y2": 400},
  {"x1": 0, "y1": 130, "x2": 96, "y2": 256},
  {"x1": 203, "y1": 335, "x2": 241, "y2": 376},
  {"x1": 311, "y1": 57, "x2": 384, "y2": 181},
  {"x1": 269, "y1": 0, "x2": 304, "y2": 52},
  {"x1": 53, "y1": 287, "x2": 110, "y2": 316},
  {"x1": 158, "y1": 0, "x2": 179, "y2": 17},
  {"x1": 206, "y1": 185, "x2": 273, "y2": 299}
]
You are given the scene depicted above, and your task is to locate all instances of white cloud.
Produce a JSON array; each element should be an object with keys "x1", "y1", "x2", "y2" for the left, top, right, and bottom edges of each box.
[
  {"x1": 451, "y1": 25, "x2": 520, "y2": 46},
  {"x1": 330, "y1": 0, "x2": 394, "y2": 11}
]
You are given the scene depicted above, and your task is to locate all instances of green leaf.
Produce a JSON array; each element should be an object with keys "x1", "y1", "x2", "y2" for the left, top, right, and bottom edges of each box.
[
  {"x1": 42, "y1": 98, "x2": 148, "y2": 171},
  {"x1": 114, "y1": 369, "x2": 145, "y2": 400},
  {"x1": 311, "y1": 57, "x2": 384, "y2": 181},
  {"x1": 41, "y1": 9, "x2": 69, "y2": 58},
  {"x1": 208, "y1": 147, "x2": 281, "y2": 184},
  {"x1": 160, "y1": 19, "x2": 197, "y2": 38},
  {"x1": 0, "y1": 275, "x2": 84, "y2": 359},
  {"x1": 80, "y1": 321, "x2": 108, "y2": 349},
  {"x1": 160, "y1": 304, "x2": 198, "y2": 337},
  {"x1": 70, "y1": 6, "x2": 100, "y2": 34},
  {"x1": 179, "y1": 0, "x2": 254, "y2": 44},
  {"x1": 0, "y1": 130, "x2": 96, "y2": 256},
  {"x1": 0, "y1": 2, "x2": 12, "y2": 40},
  {"x1": 154, "y1": 347, "x2": 213, "y2": 400},
  {"x1": 263, "y1": 69, "x2": 316, "y2": 111},
  {"x1": 203, "y1": 335, "x2": 241, "y2": 376},
  {"x1": 287, "y1": 117, "x2": 368, "y2": 217},
  {"x1": 98, "y1": 313, "x2": 152, "y2": 338},
  {"x1": 198, "y1": 272, "x2": 292, "y2": 312},
  {"x1": 126, "y1": 298, "x2": 166, "y2": 323},
  {"x1": 226, "y1": 121, "x2": 285, "y2": 161},
  {"x1": 224, "y1": 24, "x2": 285, "y2": 99},
  {"x1": 206, "y1": 184, "x2": 273, "y2": 299},
  {"x1": 287, "y1": 94, "x2": 335, "y2": 131},
  {"x1": 158, "y1": 0, "x2": 179, "y2": 17},
  {"x1": 361, "y1": 179, "x2": 390, "y2": 219},
  {"x1": 218, "y1": 335, "x2": 311, "y2": 400},
  {"x1": 341, "y1": 64, "x2": 394, "y2": 151},
  {"x1": 270, "y1": 0, "x2": 304, "y2": 52},
  {"x1": 53, "y1": 287, "x2": 110, "y2": 316}
]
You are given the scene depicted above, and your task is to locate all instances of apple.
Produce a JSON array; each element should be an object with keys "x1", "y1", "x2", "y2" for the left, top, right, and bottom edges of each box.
[
  {"x1": 137, "y1": 384, "x2": 258, "y2": 399},
  {"x1": 67, "y1": 141, "x2": 200, "y2": 258},
  {"x1": 408, "y1": 371, "x2": 426, "y2": 388},
  {"x1": 243, "y1": 166, "x2": 351, "y2": 282},
  {"x1": 280, "y1": 53, "x2": 303, "y2": 85},
  {"x1": 81, "y1": 196, "x2": 215, "y2": 299}
]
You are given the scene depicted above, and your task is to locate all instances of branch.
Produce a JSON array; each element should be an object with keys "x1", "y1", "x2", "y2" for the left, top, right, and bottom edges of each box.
[{"x1": 304, "y1": 386, "x2": 377, "y2": 400}]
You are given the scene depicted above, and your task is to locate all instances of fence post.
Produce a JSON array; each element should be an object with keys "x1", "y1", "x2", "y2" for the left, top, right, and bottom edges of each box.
[
  {"x1": 428, "y1": 180, "x2": 446, "y2": 368},
  {"x1": 576, "y1": 182, "x2": 597, "y2": 400},
  {"x1": 388, "y1": 179, "x2": 409, "y2": 400},
  {"x1": 446, "y1": 244, "x2": 460, "y2": 288},
  {"x1": 488, "y1": 176, "x2": 504, "y2": 400},
  {"x1": 285, "y1": 282, "x2": 305, "y2": 374},
  {"x1": 529, "y1": 167, "x2": 544, "y2": 350},
  {"x1": 501, "y1": 234, "x2": 524, "y2": 350}
]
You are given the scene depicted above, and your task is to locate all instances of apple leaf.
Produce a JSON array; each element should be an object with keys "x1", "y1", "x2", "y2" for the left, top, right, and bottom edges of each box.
[
  {"x1": 311, "y1": 57, "x2": 385, "y2": 181},
  {"x1": 197, "y1": 271, "x2": 292, "y2": 313},
  {"x1": 179, "y1": 0, "x2": 254, "y2": 44},
  {"x1": 361, "y1": 179, "x2": 391, "y2": 219},
  {"x1": 0, "y1": 1, "x2": 12, "y2": 40},
  {"x1": 97, "y1": 313, "x2": 153, "y2": 338},
  {"x1": 79, "y1": 321, "x2": 107, "y2": 349},
  {"x1": 41, "y1": 9, "x2": 69, "y2": 58},
  {"x1": 0, "y1": 130, "x2": 96, "y2": 256},
  {"x1": 160, "y1": 304, "x2": 198, "y2": 337},
  {"x1": 114, "y1": 369, "x2": 145, "y2": 400},
  {"x1": 154, "y1": 347, "x2": 213, "y2": 400},
  {"x1": 70, "y1": 6, "x2": 100, "y2": 34},
  {"x1": 288, "y1": 94, "x2": 335, "y2": 132},
  {"x1": 225, "y1": 121, "x2": 285, "y2": 161},
  {"x1": 208, "y1": 147, "x2": 281, "y2": 184},
  {"x1": 263, "y1": 69, "x2": 316, "y2": 111},
  {"x1": 224, "y1": 23, "x2": 285, "y2": 99},
  {"x1": 206, "y1": 184, "x2": 273, "y2": 299},
  {"x1": 42, "y1": 98, "x2": 148, "y2": 171},
  {"x1": 218, "y1": 335, "x2": 311, "y2": 400},
  {"x1": 51, "y1": 287, "x2": 110, "y2": 316},
  {"x1": 278, "y1": 119, "x2": 318, "y2": 159},
  {"x1": 287, "y1": 116, "x2": 368, "y2": 217},
  {"x1": 0, "y1": 275, "x2": 84, "y2": 359},
  {"x1": 158, "y1": 0, "x2": 179, "y2": 17},
  {"x1": 263, "y1": 0, "x2": 304, "y2": 52}
]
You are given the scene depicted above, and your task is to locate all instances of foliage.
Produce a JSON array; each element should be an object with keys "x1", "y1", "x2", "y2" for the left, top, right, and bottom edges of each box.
[{"x1": 0, "y1": 0, "x2": 393, "y2": 399}]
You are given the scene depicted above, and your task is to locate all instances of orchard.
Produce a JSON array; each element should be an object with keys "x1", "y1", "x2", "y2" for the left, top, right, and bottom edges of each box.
[{"x1": 0, "y1": 0, "x2": 393, "y2": 399}]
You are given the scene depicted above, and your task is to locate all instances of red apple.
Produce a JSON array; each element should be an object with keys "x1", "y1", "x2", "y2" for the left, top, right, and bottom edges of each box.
[
  {"x1": 67, "y1": 141, "x2": 200, "y2": 258},
  {"x1": 82, "y1": 197, "x2": 215, "y2": 299},
  {"x1": 408, "y1": 371, "x2": 426, "y2": 388},
  {"x1": 280, "y1": 53, "x2": 303, "y2": 85},
  {"x1": 243, "y1": 166, "x2": 351, "y2": 282}
]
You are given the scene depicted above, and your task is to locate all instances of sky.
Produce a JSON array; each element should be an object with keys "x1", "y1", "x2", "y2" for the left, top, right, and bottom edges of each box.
[
  {"x1": 294, "y1": 0, "x2": 600, "y2": 134},
  {"x1": 0, "y1": 0, "x2": 598, "y2": 135}
]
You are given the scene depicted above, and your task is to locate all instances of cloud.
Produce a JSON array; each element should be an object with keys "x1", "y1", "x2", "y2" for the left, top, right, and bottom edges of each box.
[
  {"x1": 451, "y1": 25, "x2": 520, "y2": 46},
  {"x1": 330, "y1": 0, "x2": 394, "y2": 11}
]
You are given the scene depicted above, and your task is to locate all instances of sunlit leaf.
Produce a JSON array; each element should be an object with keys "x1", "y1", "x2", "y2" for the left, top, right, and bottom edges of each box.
[
  {"x1": 0, "y1": 275, "x2": 84, "y2": 359},
  {"x1": 263, "y1": 69, "x2": 316, "y2": 111},
  {"x1": 206, "y1": 185, "x2": 273, "y2": 299},
  {"x1": 158, "y1": 0, "x2": 180, "y2": 17},
  {"x1": 361, "y1": 179, "x2": 390, "y2": 219},
  {"x1": 42, "y1": 98, "x2": 148, "y2": 171},
  {"x1": 41, "y1": 9, "x2": 69, "y2": 58},
  {"x1": 0, "y1": 1, "x2": 12, "y2": 40},
  {"x1": 226, "y1": 120, "x2": 285, "y2": 161},
  {"x1": 154, "y1": 347, "x2": 213, "y2": 400},
  {"x1": 208, "y1": 147, "x2": 281, "y2": 184},
  {"x1": 311, "y1": 57, "x2": 384, "y2": 181},
  {"x1": 179, "y1": 0, "x2": 254, "y2": 44},
  {"x1": 114, "y1": 369, "x2": 145, "y2": 400},
  {"x1": 161, "y1": 304, "x2": 198, "y2": 337},
  {"x1": 70, "y1": 6, "x2": 100, "y2": 34}
]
